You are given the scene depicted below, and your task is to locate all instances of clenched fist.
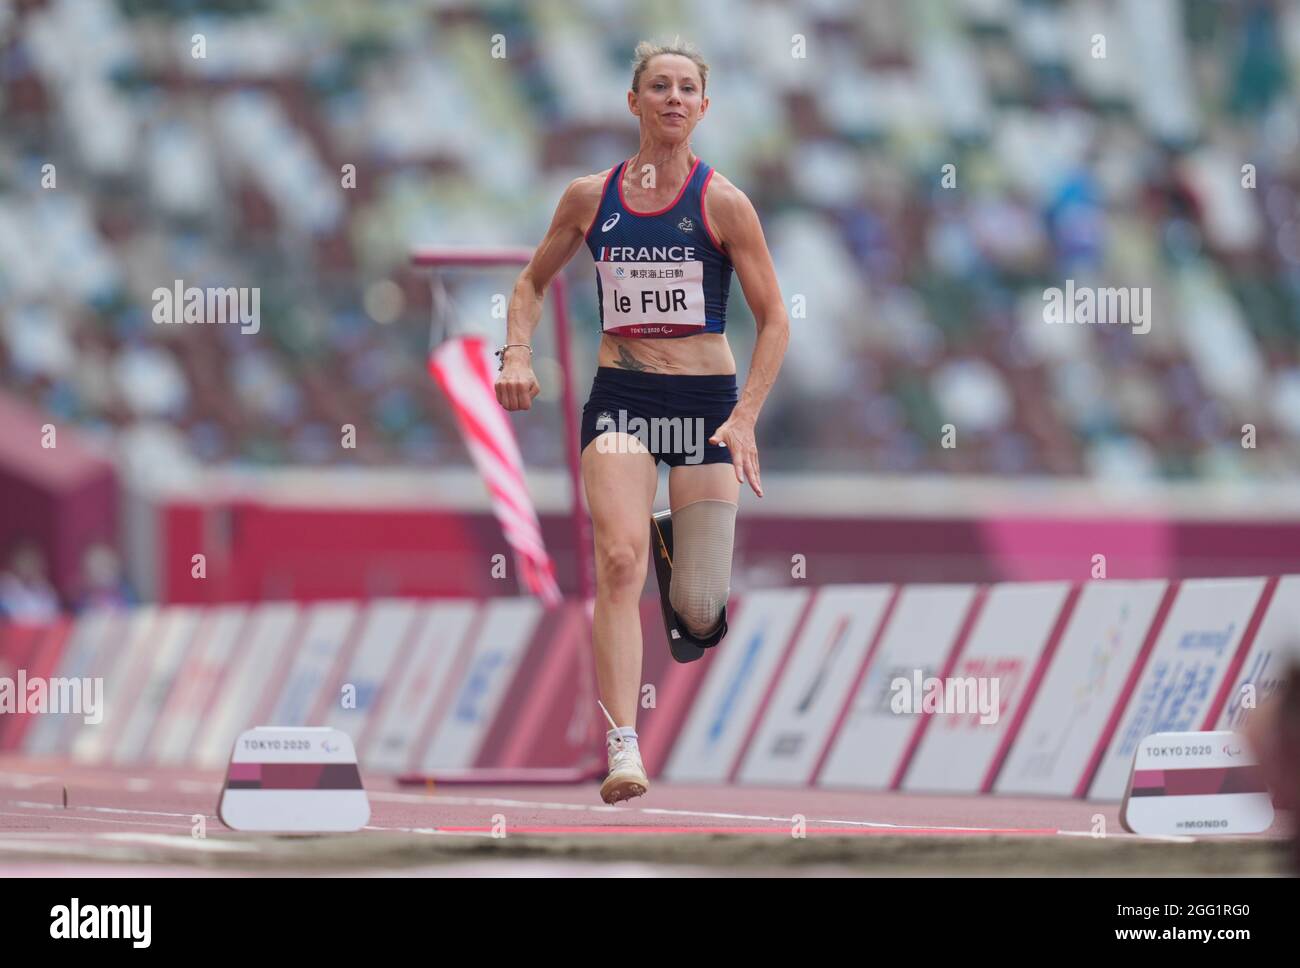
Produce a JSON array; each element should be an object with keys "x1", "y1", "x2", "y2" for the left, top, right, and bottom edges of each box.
[{"x1": 495, "y1": 356, "x2": 541, "y2": 411}]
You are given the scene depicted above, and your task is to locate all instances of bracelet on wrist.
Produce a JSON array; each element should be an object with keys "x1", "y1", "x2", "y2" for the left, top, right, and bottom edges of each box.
[{"x1": 494, "y1": 343, "x2": 532, "y2": 371}]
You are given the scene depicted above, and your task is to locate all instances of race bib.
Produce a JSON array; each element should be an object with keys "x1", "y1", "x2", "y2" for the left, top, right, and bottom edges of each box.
[{"x1": 597, "y1": 260, "x2": 705, "y2": 336}]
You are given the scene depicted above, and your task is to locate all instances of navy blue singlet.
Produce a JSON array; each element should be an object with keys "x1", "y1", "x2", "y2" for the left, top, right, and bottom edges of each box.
[{"x1": 584, "y1": 157, "x2": 732, "y2": 338}]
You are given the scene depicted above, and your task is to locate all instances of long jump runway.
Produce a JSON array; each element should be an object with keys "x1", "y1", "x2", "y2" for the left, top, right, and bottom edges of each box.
[{"x1": 0, "y1": 757, "x2": 1289, "y2": 876}]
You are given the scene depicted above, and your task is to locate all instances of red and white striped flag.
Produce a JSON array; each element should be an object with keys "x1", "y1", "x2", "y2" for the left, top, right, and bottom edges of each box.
[{"x1": 428, "y1": 335, "x2": 562, "y2": 606}]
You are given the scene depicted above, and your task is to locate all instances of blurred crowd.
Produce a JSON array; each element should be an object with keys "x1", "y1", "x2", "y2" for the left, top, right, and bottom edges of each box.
[
  {"x1": 2, "y1": 0, "x2": 1299, "y2": 478},
  {"x1": 0, "y1": 539, "x2": 133, "y2": 619}
]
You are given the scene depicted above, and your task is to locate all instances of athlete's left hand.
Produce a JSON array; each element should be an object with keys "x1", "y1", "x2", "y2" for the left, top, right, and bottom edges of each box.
[{"x1": 710, "y1": 416, "x2": 763, "y2": 498}]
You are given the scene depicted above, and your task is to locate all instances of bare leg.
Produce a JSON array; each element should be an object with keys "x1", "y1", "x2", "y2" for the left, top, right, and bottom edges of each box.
[
  {"x1": 669, "y1": 461, "x2": 740, "y2": 511},
  {"x1": 582, "y1": 433, "x2": 658, "y2": 729}
]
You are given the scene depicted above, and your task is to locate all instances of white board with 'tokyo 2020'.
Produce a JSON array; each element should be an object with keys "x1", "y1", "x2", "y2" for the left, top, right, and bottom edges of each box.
[
  {"x1": 219, "y1": 727, "x2": 370, "y2": 832},
  {"x1": 1119, "y1": 730, "x2": 1273, "y2": 836}
]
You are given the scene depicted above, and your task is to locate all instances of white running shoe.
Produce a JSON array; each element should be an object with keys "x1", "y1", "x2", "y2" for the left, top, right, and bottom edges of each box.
[{"x1": 600, "y1": 734, "x2": 649, "y2": 804}]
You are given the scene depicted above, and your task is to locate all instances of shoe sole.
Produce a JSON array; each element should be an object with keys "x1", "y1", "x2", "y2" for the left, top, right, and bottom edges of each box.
[{"x1": 600, "y1": 774, "x2": 649, "y2": 804}]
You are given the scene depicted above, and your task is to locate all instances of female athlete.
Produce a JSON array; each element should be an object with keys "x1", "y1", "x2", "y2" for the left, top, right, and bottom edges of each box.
[{"x1": 495, "y1": 40, "x2": 789, "y2": 803}]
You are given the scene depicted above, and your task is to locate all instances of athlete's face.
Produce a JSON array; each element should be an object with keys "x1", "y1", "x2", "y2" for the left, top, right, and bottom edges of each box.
[{"x1": 629, "y1": 54, "x2": 707, "y2": 141}]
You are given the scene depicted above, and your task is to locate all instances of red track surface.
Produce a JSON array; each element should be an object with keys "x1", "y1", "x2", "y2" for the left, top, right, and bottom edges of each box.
[
  {"x1": 0, "y1": 756, "x2": 1285, "y2": 875},
  {"x1": 0, "y1": 756, "x2": 1099, "y2": 832}
]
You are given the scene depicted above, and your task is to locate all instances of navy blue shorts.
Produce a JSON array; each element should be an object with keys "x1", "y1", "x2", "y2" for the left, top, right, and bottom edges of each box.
[{"x1": 580, "y1": 367, "x2": 738, "y2": 467}]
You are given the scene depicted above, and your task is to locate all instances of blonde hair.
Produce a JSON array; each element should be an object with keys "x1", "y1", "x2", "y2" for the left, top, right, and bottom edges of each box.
[{"x1": 630, "y1": 39, "x2": 709, "y2": 94}]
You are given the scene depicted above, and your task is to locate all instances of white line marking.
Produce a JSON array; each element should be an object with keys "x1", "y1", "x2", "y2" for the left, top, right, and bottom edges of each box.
[
  {"x1": 371, "y1": 791, "x2": 607, "y2": 813},
  {"x1": 0, "y1": 810, "x2": 194, "y2": 830},
  {"x1": 369, "y1": 791, "x2": 1049, "y2": 834},
  {"x1": 362, "y1": 825, "x2": 494, "y2": 838},
  {"x1": 2, "y1": 799, "x2": 214, "y2": 821},
  {"x1": 640, "y1": 808, "x2": 897, "y2": 828}
]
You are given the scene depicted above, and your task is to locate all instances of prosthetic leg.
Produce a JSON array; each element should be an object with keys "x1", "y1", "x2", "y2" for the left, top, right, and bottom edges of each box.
[{"x1": 650, "y1": 503, "x2": 734, "y2": 663}]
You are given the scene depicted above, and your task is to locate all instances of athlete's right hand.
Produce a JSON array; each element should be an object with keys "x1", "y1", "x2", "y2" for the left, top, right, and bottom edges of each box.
[{"x1": 495, "y1": 362, "x2": 541, "y2": 411}]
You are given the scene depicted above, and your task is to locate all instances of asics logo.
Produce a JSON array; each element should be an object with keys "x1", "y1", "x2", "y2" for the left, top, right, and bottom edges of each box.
[{"x1": 601, "y1": 213, "x2": 621, "y2": 232}]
